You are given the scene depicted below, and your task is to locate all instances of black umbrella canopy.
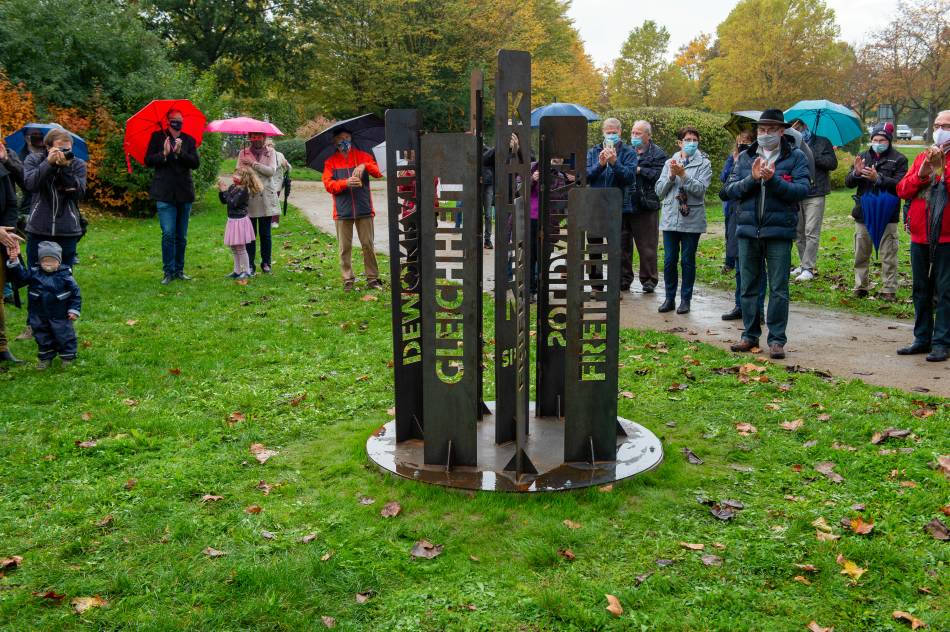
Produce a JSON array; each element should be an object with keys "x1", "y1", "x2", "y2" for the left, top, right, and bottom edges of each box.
[
  {"x1": 724, "y1": 111, "x2": 762, "y2": 137},
  {"x1": 306, "y1": 113, "x2": 385, "y2": 172}
]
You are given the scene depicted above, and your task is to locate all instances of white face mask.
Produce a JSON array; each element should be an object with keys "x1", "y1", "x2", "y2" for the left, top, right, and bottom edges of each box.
[{"x1": 934, "y1": 127, "x2": 950, "y2": 149}]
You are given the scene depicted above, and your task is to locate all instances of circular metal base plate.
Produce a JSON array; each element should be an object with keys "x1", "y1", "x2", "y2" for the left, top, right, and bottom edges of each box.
[{"x1": 366, "y1": 402, "x2": 664, "y2": 492}]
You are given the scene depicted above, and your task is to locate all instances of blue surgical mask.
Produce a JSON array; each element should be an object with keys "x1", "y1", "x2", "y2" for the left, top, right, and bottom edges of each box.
[
  {"x1": 630, "y1": 137, "x2": 643, "y2": 148},
  {"x1": 871, "y1": 142, "x2": 889, "y2": 154},
  {"x1": 604, "y1": 133, "x2": 619, "y2": 145},
  {"x1": 682, "y1": 141, "x2": 699, "y2": 156},
  {"x1": 800, "y1": 128, "x2": 812, "y2": 142},
  {"x1": 338, "y1": 140, "x2": 351, "y2": 152}
]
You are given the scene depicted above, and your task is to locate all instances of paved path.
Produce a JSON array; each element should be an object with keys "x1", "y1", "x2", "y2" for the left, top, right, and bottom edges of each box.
[{"x1": 290, "y1": 181, "x2": 950, "y2": 397}]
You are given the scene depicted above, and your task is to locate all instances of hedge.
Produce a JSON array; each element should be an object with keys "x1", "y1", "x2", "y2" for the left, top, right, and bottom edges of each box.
[
  {"x1": 588, "y1": 107, "x2": 733, "y2": 198},
  {"x1": 275, "y1": 138, "x2": 307, "y2": 167}
]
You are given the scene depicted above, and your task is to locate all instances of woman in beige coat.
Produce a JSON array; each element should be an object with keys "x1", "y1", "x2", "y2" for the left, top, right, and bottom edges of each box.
[{"x1": 237, "y1": 132, "x2": 278, "y2": 273}]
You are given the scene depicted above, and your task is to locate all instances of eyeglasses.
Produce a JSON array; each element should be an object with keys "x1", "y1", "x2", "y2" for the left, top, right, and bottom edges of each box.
[{"x1": 934, "y1": 123, "x2": 950, "y2": 131}]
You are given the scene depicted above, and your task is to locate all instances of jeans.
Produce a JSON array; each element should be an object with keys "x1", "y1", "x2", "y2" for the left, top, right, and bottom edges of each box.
[
  {"x1": 156, "y1": 201, "x2": 191, "y2": 275},
  {"x1": 910, "y1": 242, "x2": 950, "y2": 348},
  {"x1": 662, "y1": 231, "x2": 700, "y2": 303},
  {"x1": 27, "y1": 234, "x2": 79, "y2": 267},
  {"x1": 738, "y1": 238, "x2": 792, "y2": 347},
  {"x1": 724, "y1": 202, "x2": 738, "y2": 268},
  {"x1": 246, "y1": 216, "x2": 273, "y2": 271},
  {"x1": 734, "y1": 259, "x2": 767, "y2": 312}
]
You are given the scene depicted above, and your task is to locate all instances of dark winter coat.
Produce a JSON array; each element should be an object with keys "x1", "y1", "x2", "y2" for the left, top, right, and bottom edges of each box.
[
  {"x1": 630, "y1": 141, "x2": 668, "y2": 214},
  {"x1": 721, "y1": 137, "x2": 811, "y2": 241},
  {"x1": 144, "y1": 130, "x2": 200, "y2": 204},
  {"x1": 23, "y1": 152, "x2": 87, "y2": 237},
  {"x1": 322, "y1": 148, "x2": 383, "y2": 220},
  {"x1": 586, "y1": 142, "x2": 638, "y2": 213},
  {"x1": 804, "y1": 133, "x2": 837, "y2": 197},
  {"x1": 844, "y1": 145, "x2": 909, "y2": 224},
  {"x1": 5, "y1": 260, "x2": 81, "y2": 320},
  {"x1": 0, "y1": 152, "x2": 23, "y2": 228},
  {"x1": 219, "y1": 185, "x2": 250, "y2": 219}
]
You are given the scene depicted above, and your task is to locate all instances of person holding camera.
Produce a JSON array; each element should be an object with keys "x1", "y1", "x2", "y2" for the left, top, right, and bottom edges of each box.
[
  {"x1": 22, "y1": 129, "x2": 87, "y2": 268},
  {"x1": 0, "y1": 138, "x2": 25, "y2": 364},
  {"x1": 145, "y1": 109, "x2": 200, "y2": 285}
]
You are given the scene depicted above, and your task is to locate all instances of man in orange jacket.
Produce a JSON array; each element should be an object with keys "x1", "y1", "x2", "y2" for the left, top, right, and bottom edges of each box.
[
  {"x1": 896, "y1": 110, "x2": 950, "y2": 362},
  {"x1": 322, "y1": 130, "x2": 384, "y2": 291}
]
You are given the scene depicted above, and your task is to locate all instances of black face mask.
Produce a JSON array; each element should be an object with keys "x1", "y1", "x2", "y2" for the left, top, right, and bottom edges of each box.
[
  {"x1": 168, "y1": 120, "x2": 183, "y2": 131},
  {"x1": 738, "y1": 143, "x2": 751, "y2": 153},
  {"x1": 29, "y1": 135, "x2": 45, "y2": 148}
]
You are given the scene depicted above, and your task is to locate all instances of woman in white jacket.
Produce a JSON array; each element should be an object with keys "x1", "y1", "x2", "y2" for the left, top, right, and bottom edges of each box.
[{"x1": 655, "y1": 126, "x2": 712, "y2": 314}]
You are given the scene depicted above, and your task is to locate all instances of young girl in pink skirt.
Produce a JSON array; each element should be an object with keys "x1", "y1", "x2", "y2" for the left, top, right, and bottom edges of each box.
[{"x1": 218, "y1": 167, "x2": 261, "y2": 282}]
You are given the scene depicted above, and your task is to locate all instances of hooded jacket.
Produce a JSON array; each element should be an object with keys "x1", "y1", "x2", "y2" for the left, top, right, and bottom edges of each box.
[
  {"x1": 721, "y1": 137, "x2": 811, "y2": 240},
  {"x1": 23, "y1": 152, "x2": 87, "y2": 238},
  {"x1": 845, "y1": 145, "x2": 908, "y2": 224},
  {"x1": 896, "y1": 150, "x2": 950, "y2": 245},
  {"x1": 322, "y1": 148, "x2": 383, "y2": 220}
]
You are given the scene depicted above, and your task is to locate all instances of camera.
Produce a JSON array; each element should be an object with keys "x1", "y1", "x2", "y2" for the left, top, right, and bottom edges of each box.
[{"x1": 60, "y1": 148, "x2": 74, "y2": 161}]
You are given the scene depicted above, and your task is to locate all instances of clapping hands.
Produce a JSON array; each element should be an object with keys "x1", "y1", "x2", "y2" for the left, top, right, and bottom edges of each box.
[{"x1": 752, "y1": 157, "x2": 774, "y2": 181}]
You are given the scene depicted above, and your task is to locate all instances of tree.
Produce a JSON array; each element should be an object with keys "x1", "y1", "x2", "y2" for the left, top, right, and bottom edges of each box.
[
  {"x1": 872, "y1": 0, "x2": 950, "y2": 138},
  {"x1": 704, "y1": 0, "x2": 851, "y2": 112},
  {"x1": 674, "y1": 33, "x2": 714, "y2": 103},
  {"x1": 608, "y1": 21, "x2": 672, "y2": 108}
]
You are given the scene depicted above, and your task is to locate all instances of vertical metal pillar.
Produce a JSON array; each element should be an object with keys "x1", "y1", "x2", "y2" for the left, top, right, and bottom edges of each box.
[{"x1": 470, "y1": 68, "x2": 490, "y2": 420}]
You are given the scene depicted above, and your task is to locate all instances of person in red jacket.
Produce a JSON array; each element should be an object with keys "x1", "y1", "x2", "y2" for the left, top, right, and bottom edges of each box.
[
  {"x1": 895, "y1": 110, "x2": 950, "y2": 362},
  {"x1": 322, "y1": 130, "x2": 384, "y2": 291}
]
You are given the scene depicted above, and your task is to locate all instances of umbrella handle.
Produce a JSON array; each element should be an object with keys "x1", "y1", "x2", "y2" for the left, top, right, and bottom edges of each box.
[{"x1": 125, "y1": 152, "x2": 132, "y2": 174}]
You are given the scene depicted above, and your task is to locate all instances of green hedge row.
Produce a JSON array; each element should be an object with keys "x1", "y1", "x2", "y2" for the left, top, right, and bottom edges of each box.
[{"x1": 274, "y1": 138, "x2": 307, "y2": 167}]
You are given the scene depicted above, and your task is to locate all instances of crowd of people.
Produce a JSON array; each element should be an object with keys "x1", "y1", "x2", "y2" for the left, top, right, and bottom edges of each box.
[{"x1": 1, "y1": 106, "x2": 948, "y2": 369}]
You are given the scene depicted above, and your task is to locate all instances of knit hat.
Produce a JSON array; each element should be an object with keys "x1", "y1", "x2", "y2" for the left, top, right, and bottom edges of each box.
[
  {"x1": 759, "y1": 109, "x2": 791, "y2": 128},
  {"x1": 37, "y1": 241, "x2": 62, "y2": 263},
  {"x1": 870, "y1": 122, "x2": 894, "y2": 142}
]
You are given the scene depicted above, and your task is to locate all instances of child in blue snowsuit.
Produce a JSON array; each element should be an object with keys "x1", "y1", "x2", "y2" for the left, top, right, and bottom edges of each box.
[{"x1": 5, "y1": 240, "x2": 81, "y2": 369}]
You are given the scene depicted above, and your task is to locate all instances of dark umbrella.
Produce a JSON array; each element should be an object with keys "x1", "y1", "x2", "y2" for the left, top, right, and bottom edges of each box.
[
  {"x1": 530, "y1": 103, "x2": 599, "y2": 128},
  {"x1": 282, "y1": 170, "x2": 291, "y2": 216},
  {"x1": 927, "y1": 180, "x2": 950, "y2": 276},
  {"x1": 723, "y1": 111, "x2": 761, "y2": 136},
  {"x1": 5, "y1": 123, "x2": 89, "y2": 161},
  {"x1": 306, "y1": 114, "x2": 385, "y2": 172},
  {"x1": 861, "y1": 190, "x2": 900, "y2": 256}
]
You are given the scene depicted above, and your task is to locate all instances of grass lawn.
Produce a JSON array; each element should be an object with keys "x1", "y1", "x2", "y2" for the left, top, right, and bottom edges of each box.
[
  {"x1": 1, "y1": 189, "x2": 948, "y2": 630},
  {"x1": 219, "y1": 158, "x2": 324, "y2": 182}
]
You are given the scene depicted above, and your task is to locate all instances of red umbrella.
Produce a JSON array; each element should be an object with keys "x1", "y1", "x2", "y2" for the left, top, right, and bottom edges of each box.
[
  {"x1": 123, "y1": 99, "x2": 206, "y2": 172},
  {"x1": 205, "y1": 117, "x2": 283, "y2": 136}
]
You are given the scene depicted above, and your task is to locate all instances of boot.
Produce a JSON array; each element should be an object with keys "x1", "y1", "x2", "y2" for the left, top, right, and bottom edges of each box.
[
  {"x1": 0, "y1": 349, "x2": 23, "y2": 364},
  {"x1": 658, "y1": 297, "x2": 675, "y2": 313}
]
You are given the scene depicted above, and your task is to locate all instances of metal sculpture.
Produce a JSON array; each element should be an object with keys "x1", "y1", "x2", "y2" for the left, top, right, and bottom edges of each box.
[{"x1": 368, "y1": 50, "x2": 663, "y2": 492}]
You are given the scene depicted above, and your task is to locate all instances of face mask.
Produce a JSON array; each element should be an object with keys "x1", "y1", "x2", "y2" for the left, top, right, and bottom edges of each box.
[
  {"x1": 758, "y1": 133, "x2": 780, "y2": 150},
  {"x1": 630, "y1": 137, "x2": 643, "y2": 148},
  {"x1": 682, "y1": 141, "x2": 698, "y2": 156},
  {"x1": 738, "y1": 143, "x2": 751, "y2": 153},
  {"x1": 934, "y1": 128, "x2": 950, "y2": 148},
  {"x1": 871, "y1": 142, "x2": 889, "y2": 154},
  {"x1": 29, "y1": 135, "x2": 44, "y2": 148},
  {"x1": 603, "y1": 133, "x2": 619, "y2": 145},
  {"x1": 338, "y1": 140, "x2": 352, "y2": 152},
  {"x1": 168, "y1": 120, "x2": 183, "y2": 131}
]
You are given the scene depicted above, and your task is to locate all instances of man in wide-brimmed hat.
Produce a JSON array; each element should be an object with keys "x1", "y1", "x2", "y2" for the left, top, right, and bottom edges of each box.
[{"x1": 722, "y1": 108, "x2": 811, "y2": 360}]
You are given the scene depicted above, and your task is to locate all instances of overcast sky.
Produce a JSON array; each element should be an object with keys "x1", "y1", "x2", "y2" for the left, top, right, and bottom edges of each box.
[{"x1": 566, "y1": 0, "x2": 894, "y2": 69}]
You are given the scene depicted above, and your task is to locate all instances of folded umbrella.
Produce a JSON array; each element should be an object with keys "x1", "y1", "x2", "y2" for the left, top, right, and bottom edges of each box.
[
  {"x1": 723, "y1": 111, "x2": 761, "y2": 137},
  {"x1": 205, "y1": 117, "x2": 283, "y2": 136},
  {"x1": 5, "y1": 123, "x2": 89, "y2": 161},
  {"x1": 306, "y1": 113, "x2": 385, "y2": 173},
  {"x1": 927, "y1": 180, "x2": 950, "y2": 276},
  {"x1": 530, "y1": 102, "x2": 599, "y2": 128},
  {"x1": 124, "y1": 99, "x2": 206, "y2": 172},
  {"x1": 784, "y1": 99, "x2": 863, "y2": 147},
  {"x1": 860, "y1": 189, "x2": 900, "y2": 256}
]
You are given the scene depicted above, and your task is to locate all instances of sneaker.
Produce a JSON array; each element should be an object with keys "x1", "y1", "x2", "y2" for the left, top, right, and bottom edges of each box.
[
  {"x1": 60, "y1": 358, "x2": 74, "y2": 368},
  {"x1": 367, "y1": 279, "x2": 384, "y2": 290},
  {"x1": 226, "y1": 272, "x2": 240, "y2": 279},
  {"x1": 790, "y1": 266, "x2": 802, "y2": 277},
  {"x1": 343, "y1": 281, "x2": 355, "y2": 292},
  {"x1": 261, "y1": 264, "x2": 272, "y2": 274},
  {"x1": 161, "y1": 274, "x2": 174, "y2": 285},
  {"x1": 795, "y1": 270, "x2": 814, "y2": 282},
  {"x1": 15, "y1": 326, "x2": 32, "y2": 341},
  {"x1": 854, "y1": 288, "x2": 869, "y2": 298},
  {"x1": 36, "y1": 359, "x2": 50, "y2": 370}
]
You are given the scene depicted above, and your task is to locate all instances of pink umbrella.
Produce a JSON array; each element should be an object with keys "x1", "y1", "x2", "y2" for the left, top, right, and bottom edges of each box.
[{"x1": 204, "y1": 117, "x2": 283, "y2": 136}]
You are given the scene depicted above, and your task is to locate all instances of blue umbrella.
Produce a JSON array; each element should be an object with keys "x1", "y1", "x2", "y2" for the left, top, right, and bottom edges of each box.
[
  {"x1": 3, "y1": 123, "x2": 89, "y2": 161},
  {"x1": 784, "y1": 100, "x2": 862, "y2": 147},
  {"x1": 861, "y1": 190, "x2": 901, "y2": 255},
  {"x1": 530, "y1": 103, "x2": 599, "y2": 128}
]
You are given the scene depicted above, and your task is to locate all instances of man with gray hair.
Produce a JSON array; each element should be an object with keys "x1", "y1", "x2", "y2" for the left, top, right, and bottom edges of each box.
[
  {"x1": 626, "y1": 120, "x2": 668, "y2": 293},
  {"x1": 587, "y1": 117, "x2": 638, "y2": 292}
]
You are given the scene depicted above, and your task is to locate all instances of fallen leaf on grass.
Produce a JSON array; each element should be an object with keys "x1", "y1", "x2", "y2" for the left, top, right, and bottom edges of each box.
[
  {"x1": 380, "y1": 501, "x2": 401, "y2": 518},
  {"x1": 201, "y1": 494, "x2": 223, "y2": 503},
  {"x1": 72, "y1": 595, "x2": 108, "y2": 614},
  {"x1": 249, "y1": 443, "x2": 278, "y2": 464},
  {"x1": 738, "y1": 363, "x2": 767, "y2": 375},
  {"x1": 682, "y1": 447, "x2": 703, "y2": 465},
  {"x1": 812, "y1": 517, "x2": 832, "y2": 532},
  {"x1": 655, "y1": 559, "x2": 675, "y2": 567},
  {"x1": 360, "y1": 294, "x2": 378, "y2": 302},
  {"x1": 900, "y1": 480, "x2": 918, "y2": 489},
  {"x1": 0, "y1": 556, "x2": 23, "y2": 570},
  {"x1": 735, "y1": 423, "x2": 757, "y2": 436},
  {"x1": 359, "y1": 496, "x2": 375, "y2": 505},
  {"x1": 321, "y1": 615, "x2": 337, "y2": 628},
  {"x1": 122, "y1": 398, "x2": 139, "y2": 407},
  {"x1": 781, "y1": 419, "x2": 804, "y2": 431},
  {"x1": 75, "y1": 439, "x2": 98, "y2": 449},
  {"x1": 680, "y1": 542, "x2": 704, "y2": 551},
  {"x1": 125, "y1": 319, "x2": 138, "y2": 326},
  {"x1": 321, "y1": 551, "x2": 334, "y2": 561},
  {"x1": 836, "y1": 554, "x2": 866, "y2": 582},
  {"x1": 893, "y1": 611, "x2": 928, "y2": 629},
  {"x1": 795, "y1": 563, "x2": 818, "y2": 572},
  {"x1": 355, "y1": 591, "x2": 373, "y2": 604},
  {"x1": 807, "y1": 622, "x2": 833, "y2": 632},
  {"x1": 871, "y1": 428, "x2": 912, "y2": 444},
  {"x1": 605, "y1": 594, "x2": 623, "y2": 617},
  {"x1": 620, "y1": 391, "x2": 635, "y2": 399},
  {"x1": 815, "y1": 461, "x2": 844, "y2": 483},
  {"x1": 794, "y1": 575, "x2": 812, "y2": 585},
  {"x1": 81, "y1": 412, "x2": 92, "y2": 421},
  {"x1": 168, "y1": 368, "x2": 181, "y2": 376},
  {"x1": 940, "y1": 505, "x2": 950, "y2": 517},
  {"x1": 923, "y1": 518, "x2": 949, "y2": 541},
  {"x1": 912, "y1": 407, "x2": 935, "y2": 419},
  {"x1": 701, "y1": 554, "x2": 722, "y2": 567},
  {"x1": 261, "y1": 530, "x2": 275, "y2": 540},
  {"x1": 849, "y1": 517, "x2": 875, "y2": 535},
  {"x1": 290, "y1": 393, "x2": 306, "y2": 406},
  {"x1": 936, "y1": 455, "x2": 950, "y2": 481},
  {"x1": 816, "y1": 530, "x2": 841, "y2": 542},
  {"x1": 227, "y1": 411, "x2": 245, "y2": 426},
  {"x1": 599, "y1": 484, "x2": 613, "y2": 492},
  {"x1": 32, "y1": 590, "x2": 66, "y2": 602},
  {"x1": 124, "y1": 479, "x2": 137, "y2": 490},
  {"x1": 563, "y1": 519, "x2": 581, "y2": 529},
  {"x1": 203, "y1": 547, "x2": 226, "y2": 558},
  {"x1": 95, "y1": 515, "x2": 113, "y2": 528},
  {"x1": 634, "y1": 572, "x2": 652, "y2": 585},
  {"x1": 256, "y1": 481, "x2": 272, "y2": 495},
  {"x1": 557, "y1": 548, "x2": 576, "y2": 561},
  {"x1": 817, "y1": 413, "x2": 831, "y2": 422},
  {"x1": 410, "y1": 539, "x2": 443, "y2": 559},
  {"x1": 301, "y1": 533, "x2": 317, "y2": 544}
]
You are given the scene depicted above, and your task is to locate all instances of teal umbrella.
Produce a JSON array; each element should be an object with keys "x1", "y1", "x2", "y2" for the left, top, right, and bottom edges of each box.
[{"x1": 784, "y1": 99, "x2": 862, "y2": 146}]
